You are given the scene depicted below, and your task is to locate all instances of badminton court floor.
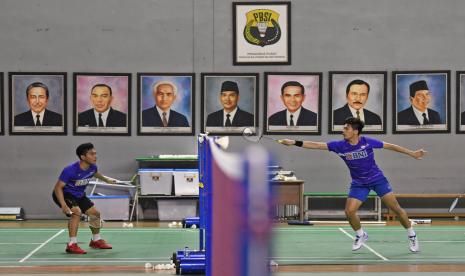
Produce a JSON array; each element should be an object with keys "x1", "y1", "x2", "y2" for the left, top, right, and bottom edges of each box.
[{"x1": 0, "y1": 225, "x2": 464, "y2": 274}]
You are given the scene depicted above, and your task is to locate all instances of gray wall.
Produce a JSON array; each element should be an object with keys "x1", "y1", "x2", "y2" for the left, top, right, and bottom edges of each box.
[{"x1": 1, "y1": 0, "x2": 464, "y2": 218}]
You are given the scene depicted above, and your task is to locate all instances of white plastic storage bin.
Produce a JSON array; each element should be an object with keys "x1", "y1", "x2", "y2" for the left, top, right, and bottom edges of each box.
[
  {"x1": 157, "y1": 199, "x2": 197, "y2": 220},
  {"x1": 88, "y1": 195, "x2": 130, "y2": 220},
  {"x1": 173, "y1": 169, "x2": 199, "y2": 196},
  {"x1": 139, "y1": 169, "x2": 173, "y2": 195}
]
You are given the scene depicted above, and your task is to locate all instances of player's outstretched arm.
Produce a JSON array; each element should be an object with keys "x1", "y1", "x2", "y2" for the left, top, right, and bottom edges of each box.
[
  {"x1": 94, "y1": 172, "x2": 117, "y2": 184},
  {"x1": 278, "y1": 139, "x2": 328, "y2": 150},
  {"x1": 383, "y1": 142, "x2": 427, "y2": 160}
]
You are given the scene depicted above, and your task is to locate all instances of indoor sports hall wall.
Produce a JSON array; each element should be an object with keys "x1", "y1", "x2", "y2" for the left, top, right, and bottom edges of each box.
[{"x1": 0, "y1": 0, "x2": 464, "y2": 218}]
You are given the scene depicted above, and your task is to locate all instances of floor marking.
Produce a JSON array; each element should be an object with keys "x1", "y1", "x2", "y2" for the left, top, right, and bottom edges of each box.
[
  {"x1": 18, "y1": 229, "x2": 64, "y2": 263},
  {"x1": 338, "y1": 228, "x2": 389, "y2": 261},
  {"x1": 0, "y1": 243, "x2": 41, "y2": 245}
]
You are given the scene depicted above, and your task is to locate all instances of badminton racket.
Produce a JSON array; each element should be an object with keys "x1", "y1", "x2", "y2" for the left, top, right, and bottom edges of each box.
[
  {"x1": 114, "y1": 180, "x2": 134, "y2": 186},
  {"x1": 241, "y1": 127, "x2": 280, "y2": 143},
  {"x1": 68, "y1": 211, "x2": 104, "y2": 228},
  {"x1": 448, "y1": 195, "x2": 463, "y2": 213}
]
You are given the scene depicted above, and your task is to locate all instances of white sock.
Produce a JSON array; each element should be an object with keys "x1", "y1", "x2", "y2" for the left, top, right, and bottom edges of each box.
[
  {"x1": 355, "y1": 228, "x2": 364, "y2": 237},
  {"x1": 407, "y1": 227, "x2": 416, "y2": 237},
  {"x1": 92, "y1": 234, "x2": 101, "y2": 241},
  {"x1": 69, "y1": 237, "x2": 78, "y2": 245}
]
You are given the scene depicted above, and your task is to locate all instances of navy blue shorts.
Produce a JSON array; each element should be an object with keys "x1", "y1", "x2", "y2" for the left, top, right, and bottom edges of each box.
[
  {"x1": 348, "y1": 177, "x2": 392, "y2": 202},
  {"x1": 52, "y1": 192, "x2": 94, "y2": 214}
]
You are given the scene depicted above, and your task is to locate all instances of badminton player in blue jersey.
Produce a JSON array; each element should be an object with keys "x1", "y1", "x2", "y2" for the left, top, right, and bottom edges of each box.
[
  {"x1": 52, "y1": 143, "x2": 117, "y2": 254},
  {"x1": 279, "y1": 117, "x2": 426, "y2": 252}
]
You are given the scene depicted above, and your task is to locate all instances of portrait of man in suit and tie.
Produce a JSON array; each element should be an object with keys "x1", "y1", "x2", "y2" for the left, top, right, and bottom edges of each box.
[
  {"x1": 10, "y1": 73, "x2": 66, "y2": 135},
  {"x1": 138, "y1": 74, "x2": 194, "y2": 135},
  {"x1": 393, "y1": 71, "x2": 449, "y2": 133},
  {"x1": 78, "y1": 84, "x2": 127, "y2": 128},
  {"x1": 142, "y1": 81, "x2": 189, "y2": 127},
  {"x1": 14, "y1": 82, "x2": 63, "y2": 127},
  {"x1": 397, "y1": 80, "x2": 441, "y2": 125},
  {"x1": 202, "y1": 74, "x2": 257, "y2": 134},
  {"x1": 268, "y1": 81, "x2": 317, "y2": 127},
  {"x1": 265, "y1": 73, "x2": 321, "y2": 134},
  {"x1": 330, "y1": 72, "x2": 386, "y2": 134},
  {"x1": 74, "y1": 73, "x2": 130, "y2": 135},
  {"x1": 0, "y1": 74, "x2": 3, "y2": 135},
  {"x1": 460, "y1": 71, "x2": 465, "y2": 133},
  {"x1": 206, "y1": 81, "x2": 254, "y2": 128}
]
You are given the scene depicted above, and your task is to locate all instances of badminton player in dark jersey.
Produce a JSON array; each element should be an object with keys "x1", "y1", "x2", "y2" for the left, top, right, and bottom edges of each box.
[
  {"x1": 52, "y1": 143, "x2": 117, "y2": 254},
  {"x1": 279, "y1": 117, "x2": 426, "y2": 252}
]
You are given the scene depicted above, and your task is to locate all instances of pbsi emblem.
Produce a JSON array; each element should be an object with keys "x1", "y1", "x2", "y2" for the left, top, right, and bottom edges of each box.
[{"x1": 243, "y1": 9, "x2": 281, "y2": 47}]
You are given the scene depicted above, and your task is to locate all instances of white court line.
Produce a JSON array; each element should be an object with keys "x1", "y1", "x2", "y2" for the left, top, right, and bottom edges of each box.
[
  {"x1": 421, "y1": 240, "x2": 465, "y2": 243},
  {"x1": 20, "y1": 260, "x2": 171, "y2": 263},
  {"x1": 18, "y1": 229, "x2": 64, "y2": 263},
  {"x1": 338, "y1": 228, "x2": 389, "y2": 261},
  {"x1": 0, "y1": 243, "x2": 41, "y2": 245},
  {"x1": 30, "y1": 257, "x2": 169, "y2": 260}
]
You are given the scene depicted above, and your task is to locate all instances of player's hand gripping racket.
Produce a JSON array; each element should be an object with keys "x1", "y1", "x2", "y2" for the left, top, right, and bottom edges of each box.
[
  {"x1": 68, "y1": 211, "x2": 103, "y2": 228},
  {"x1": 241, "y1": 127, "x2": 280, "y2": 143}
]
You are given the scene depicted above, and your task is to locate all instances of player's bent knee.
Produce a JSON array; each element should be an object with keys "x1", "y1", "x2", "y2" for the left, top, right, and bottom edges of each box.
[
  {"x1": 345, "y1": 208, "x2": 357, "y2": 217},
  {"x1": 70, "y1": 208, "x2": 82, "y2": 217}
]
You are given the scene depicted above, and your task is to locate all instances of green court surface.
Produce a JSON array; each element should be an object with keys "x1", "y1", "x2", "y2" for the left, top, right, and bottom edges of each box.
[{"x1": 0, "y1": 225, "x2": 464, "y2": 267}]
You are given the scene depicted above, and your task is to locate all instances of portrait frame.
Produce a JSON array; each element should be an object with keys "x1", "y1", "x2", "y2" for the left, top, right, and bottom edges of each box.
[
  {"x1": 393, "y1": 70, "x2": 450, "y2": 134},
  {"x1": 233, "y1": 2, "x2": 291, "y2": 66},
  {"x1": 9, "y1": 72, "x2": 67, "y2": 136},
  {"x1": 329, "y1": 71, "x2": 387, "y2": 134},
  {"x1": 0, "y1": 73, "x2": 4, "y2": 135},
  {"x1": 201, "y1": 73, "x2": 259, "y2": 135},
  {"x1": 73, "y1": 72, "x2": 131, "y2": 136},
  {"x1": 264, "y1": 72, "x2": 322, "y2": 135},
  {"x1": 137, "y1": 73, "x2": 195, "y2": 136},
  {"x1": 456, "y1": 71, "x2": 465, "y2": 134}
]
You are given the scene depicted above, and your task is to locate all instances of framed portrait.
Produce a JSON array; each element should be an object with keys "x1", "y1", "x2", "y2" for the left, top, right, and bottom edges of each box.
[
  {"x1": 393, "y1": 71, "x2": 450, "y2": 134},
  {"x1": 0, "y1": 73, "x2": 3, "y2": 135},
  {"x1": 201, "y1": 73, "x2": 259, "y2": 135},
  {"x1": 264, "y1": 72, "x2": 322, "y2": 135},
  {"x1": 9, "y1": 72, "x2": 67, "y2": 135},
  {"x1": 73, "y1": 73, "x2": 131, "y2": 136},
  {"x1": 233, "y1": 2, "x2": 291, "y2": 65},
  {"x1": 329, "y1": 71, "x2": 387, "y2": 134},
  {"x1": 456, "y1": 71, "x2": 465, "y2": 134},
  {"x1": 137, "y1": 73, "x2": 195, "y2": 136}
]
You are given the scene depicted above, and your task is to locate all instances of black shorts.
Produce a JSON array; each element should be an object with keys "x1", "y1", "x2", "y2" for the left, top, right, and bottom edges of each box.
[{"x1": 52, "y1": 192, "x2": 94, "y2": 214}]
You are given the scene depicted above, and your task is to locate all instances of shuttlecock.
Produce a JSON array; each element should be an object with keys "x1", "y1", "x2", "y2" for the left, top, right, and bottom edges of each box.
[
  {"x1": 122, "y1": 222, "x2": 128, "y2": 228},
  {"x1": 127, "y1": 223, "x2": 133, "y2": 228},
  {"x1": 269, "y1": 260, "x2": 278, "y2": 266},
  {"x1": 154, "y1": 264, "x2": 162, "y2": 270},
  {"x1": 190, "y1": 224, "x2": 197, "y2": 229},
  {"x1": 215, "y1": 136, "x2": 229, "y2": 150},
  {"x1": 168, "y1": 222, "x2": 174, "y2": 228},
  {"x1": 144, "y1": 262, "x2": 153, "y2": 269},
  {"x1": 243, "y1": 127, "x2": 253, "y2": 135},
  {"x1": 177, "y1": 222, "x2": 182, "y2": 226}
]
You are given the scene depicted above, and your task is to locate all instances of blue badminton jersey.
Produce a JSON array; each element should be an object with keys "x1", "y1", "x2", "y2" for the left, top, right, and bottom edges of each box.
[
  {"x1": 59, "y1": 161, "x2": 98, "y2": 198},
  {"x1": 327, "y1": 136, "x2": 385, "y2": 185}
]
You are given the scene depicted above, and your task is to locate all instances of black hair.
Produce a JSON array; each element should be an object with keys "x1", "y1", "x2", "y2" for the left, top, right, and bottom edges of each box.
[
  {"x1": 345, "y1": 79, "x2": 370, "y2": 96},
  {"x1": 91, "y1": 83, "x2": 112, "y2": 96},
  {"x1": 76, "y1": 143, "x2": 95, "y2": 160},
  {"x1": 344, "y1": 117, "x2": 365, "y2": 134},
  {"x1": 26, "y1": 82, "x2": 50, "y2": 98},
  {"x1": 281, "y1": 81, "x2": 305, "y2": 95}
]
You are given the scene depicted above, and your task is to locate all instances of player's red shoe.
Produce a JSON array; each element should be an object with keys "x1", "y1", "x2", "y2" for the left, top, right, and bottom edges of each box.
[
  {"x1": 89, "y1": 239, "x2": 113, "y2": 249},
  {"x1": 66, "y1": 243, "x2": 87, "y2": 254}
]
